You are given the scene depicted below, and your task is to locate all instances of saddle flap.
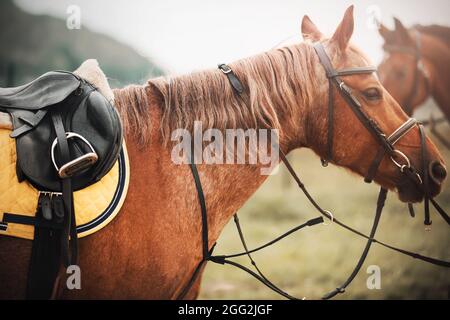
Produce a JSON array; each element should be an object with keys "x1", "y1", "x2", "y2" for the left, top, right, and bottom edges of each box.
[{"x1": 0, "y1": 71, "x2": 81, "y2": 111}]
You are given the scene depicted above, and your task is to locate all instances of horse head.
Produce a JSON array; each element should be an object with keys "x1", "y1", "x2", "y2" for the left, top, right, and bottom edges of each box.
[{"x1": 301, "y1": 6, "x2": 446, "y2": 203}]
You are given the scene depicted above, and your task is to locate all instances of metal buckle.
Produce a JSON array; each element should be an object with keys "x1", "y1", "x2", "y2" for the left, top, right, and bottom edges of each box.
[
  {"x1": 218, "y1": 64, "x2": 232, "y2": 74},
  {"x1": 0, "y1": 222, "x2": 8, "y2": 231},
  {"x1": 38, "y1": 191, "x2": 63, "y2": 198},
  {"x1": 51, "y1": 132, "x2": 98, "y2": 178},
  {"x1": 322, "y1": 210, "x2": 334, "y2": 226}
]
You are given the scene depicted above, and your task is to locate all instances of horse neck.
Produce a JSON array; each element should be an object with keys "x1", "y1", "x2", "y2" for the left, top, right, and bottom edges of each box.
[
  {"x1": 143, "y1": 45, "x2": 319, "y2": 246},
  {"x1": 420, "y1": 32, "x2": 450, "y2": 119}
]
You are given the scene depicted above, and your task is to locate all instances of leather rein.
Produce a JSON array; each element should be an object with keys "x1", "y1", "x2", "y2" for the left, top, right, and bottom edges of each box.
[{"x1": 176, "y1": 42, "x2": 450, "y2": 300}]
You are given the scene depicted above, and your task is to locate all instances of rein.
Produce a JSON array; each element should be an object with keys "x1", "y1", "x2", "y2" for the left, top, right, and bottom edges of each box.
[{"x1": 176, "y1": 42, "x2": 450, "y2": 300}]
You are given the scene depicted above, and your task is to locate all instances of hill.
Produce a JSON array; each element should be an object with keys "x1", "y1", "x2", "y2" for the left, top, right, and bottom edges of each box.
[{"x1": 0, "y1": 0, "x2": 163, "y2": 87}]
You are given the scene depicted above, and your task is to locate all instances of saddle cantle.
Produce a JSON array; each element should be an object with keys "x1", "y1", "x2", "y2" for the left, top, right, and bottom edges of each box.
[
  {"x1": 0, "y1": 68, "x2": 124, "y2": 299},
  {"x1": 0, "y1": 71, "x2": 81, "y2": 111}
]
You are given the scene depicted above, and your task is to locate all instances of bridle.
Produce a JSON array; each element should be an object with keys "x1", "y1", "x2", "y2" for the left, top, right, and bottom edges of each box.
[
  {"x1": 313, "y1": 42, "x2": 421, "y2": 186},
  {"x1": 176, "y1": 42, "x2": 450, "y2": 300},
  {"x1": 383, "y1": 30, "x2": 431, "y2": 116}
]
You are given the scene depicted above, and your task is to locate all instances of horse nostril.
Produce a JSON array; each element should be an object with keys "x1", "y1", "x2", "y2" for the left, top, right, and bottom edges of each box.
[{"x1": 429, "y1": 161, "x2": 447, "y2": 184}]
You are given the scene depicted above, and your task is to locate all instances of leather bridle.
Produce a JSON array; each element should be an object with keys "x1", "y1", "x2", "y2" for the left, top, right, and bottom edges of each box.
[
  {"x1": 176, "y1": 42, "x2": 450, "y2": 300},
  {"x1": 383, "y1": 30, "x2": 431, "y2": 116},
  {"x1": 313, "y1": 42, "x2": 421, "y2": 186}
]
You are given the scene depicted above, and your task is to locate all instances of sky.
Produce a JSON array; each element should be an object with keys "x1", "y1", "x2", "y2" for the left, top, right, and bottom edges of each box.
[{"x1": 16, "y1": 0, "x2": 450, "y2": 74}]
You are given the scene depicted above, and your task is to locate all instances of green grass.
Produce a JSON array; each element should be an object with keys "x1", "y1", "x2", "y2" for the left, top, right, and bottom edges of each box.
[{"x1": 199, "y1": 126, "x2": 450, "y2": 300}]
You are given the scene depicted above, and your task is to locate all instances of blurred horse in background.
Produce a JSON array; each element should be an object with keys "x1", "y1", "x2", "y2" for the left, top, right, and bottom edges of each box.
[{"x1": 378, "y1": 18, "x2": 450, "y2": 121}]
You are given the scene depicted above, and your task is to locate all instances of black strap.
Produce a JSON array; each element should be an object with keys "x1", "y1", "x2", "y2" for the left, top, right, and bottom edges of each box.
[
  {"x1": 26, "y1": 194, "x2": 62, "y2": 299},
  {"x1": 10, "y1": 110, "x2": 48, "y2": 138},
  {"x1": 430, "y1": 198, "x2": 450, "y2": 225},
  {"x1": 21, "y1": 112, "x2": 80, "y2": 299},
  {"x1": 326, "y1": 78, "x2": 334, "y2": 163},
  {"x1": 419, "y1": 125, "x2": 432, "y2": 226},
  {"x1": 2, "y1": 212, "x2": 63, "y2": 229},
  {"x1": 408, "y1": 203, "x2": 416, "y2": 218},
  {"x1": 209, "y1": 214, "x2": 323, "y2": 300},
  {"x1": 218, "y1": 216, "x2": 323, "y2": 259},
  {"x1": 279, "y1": 151, "x2": 450, "y2": 268},
  {"x1": 176, "y1": 245, "x2": 216, "y2": 300},
  {"x1": 364, "y1": 147, "x2": 386, "y2": 183},
  {"x1": 175, "y1": 145, "x2": 211, "y2": 300},
  {"x1": 218, "y1": 64, "x2": 244, "y2": 94},
  {"x1": 51, "y1": 113, "x2": 78, "y2": 266},
  {"x1": 322, "y1": 187, "x2": 387, "y2": 299},
  {"x1": 188, "y1": 151, "x2": 209, "y2": 259}
]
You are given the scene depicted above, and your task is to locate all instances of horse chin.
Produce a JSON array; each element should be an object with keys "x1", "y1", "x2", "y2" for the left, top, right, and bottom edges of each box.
[{"x1": 396, "y1": 181, "x2": 424, "y2": 203}]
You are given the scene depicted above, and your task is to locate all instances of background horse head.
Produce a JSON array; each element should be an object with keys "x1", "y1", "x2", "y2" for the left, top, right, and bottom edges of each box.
[{"x1": 377, "y1": 18, "x2": 450, "y2": 121}]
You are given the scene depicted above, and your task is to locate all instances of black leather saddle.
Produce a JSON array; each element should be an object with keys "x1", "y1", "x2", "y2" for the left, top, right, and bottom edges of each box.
[
  {"x1": 0, "y1": 70, "x2": 123, "y2": 299},
  {"x1": 0, "y1": 71, "x2": 122, "y2": 191}
]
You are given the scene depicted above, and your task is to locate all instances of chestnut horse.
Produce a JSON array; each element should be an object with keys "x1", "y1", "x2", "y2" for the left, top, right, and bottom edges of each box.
[
  {"x1": 0, "y1": 6, "x2": 446, "y2": 299},
  {"x1": 378, "y1": 18, "x2": 450, "y2": 121}
]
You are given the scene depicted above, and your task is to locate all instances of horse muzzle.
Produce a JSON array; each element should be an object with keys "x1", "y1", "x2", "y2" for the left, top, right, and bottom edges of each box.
[{"x1": 397, "y1": 160, "x2": 446, "y2": 203}]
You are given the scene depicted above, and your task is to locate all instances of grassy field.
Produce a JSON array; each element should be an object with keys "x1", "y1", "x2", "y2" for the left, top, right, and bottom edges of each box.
[{"x1": 199, "y1": 123, "x2": 450, "y2": 300}]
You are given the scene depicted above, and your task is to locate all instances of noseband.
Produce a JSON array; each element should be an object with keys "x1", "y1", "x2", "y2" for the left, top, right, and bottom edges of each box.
[
  {"x1": 383, "y1": 30, "x2": 431, "y2": 116},
  {"x1": 177, "y1": 42, "x2": 449, "y2": 300}
]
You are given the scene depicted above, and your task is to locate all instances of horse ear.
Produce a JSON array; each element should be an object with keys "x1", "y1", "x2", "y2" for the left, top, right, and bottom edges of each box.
[
  {"x1": 393, "y1": 17, "x2": 413, "y2": 45},
  {"x1": 378, "y1": 22, "x2": 392, "y2": 41},
  {"x1": 330, "y1": 5, "x2": 354, "y2": 51},
  {"x1": 301, "y1": 15, "x2": 323, "y2": 41}
]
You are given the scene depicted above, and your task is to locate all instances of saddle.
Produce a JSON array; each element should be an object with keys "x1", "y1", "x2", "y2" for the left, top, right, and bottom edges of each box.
[{"x1": 0, "y1": 66, "x2": 123, "y2": 299}]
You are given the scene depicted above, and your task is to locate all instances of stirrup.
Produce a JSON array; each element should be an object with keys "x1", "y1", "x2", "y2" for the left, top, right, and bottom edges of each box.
[{"x1": 51, "y1": 132, "x2": 98, "y2": 178}]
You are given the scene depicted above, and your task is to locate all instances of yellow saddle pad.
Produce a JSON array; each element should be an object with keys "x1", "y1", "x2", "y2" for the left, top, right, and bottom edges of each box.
[{"x1": 0, "y1": 128, "x2": 129, "y2": 240}]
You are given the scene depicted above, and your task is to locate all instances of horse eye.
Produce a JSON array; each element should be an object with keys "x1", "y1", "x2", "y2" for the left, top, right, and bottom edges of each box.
[{"x1": 363, "y1": 88, "x2": 382, "y2": 101}]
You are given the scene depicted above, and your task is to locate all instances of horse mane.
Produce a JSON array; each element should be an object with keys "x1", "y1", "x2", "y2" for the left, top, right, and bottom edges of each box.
[
  {"x1": 113, "y1": 84, "x2": 151, "y2": 145},
  {"x1": 414, "y1": 24, "x2": 450, "y2": 48},
  {"x1": 114, "y1": 43, "x2": 319, "y2": 145}
]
